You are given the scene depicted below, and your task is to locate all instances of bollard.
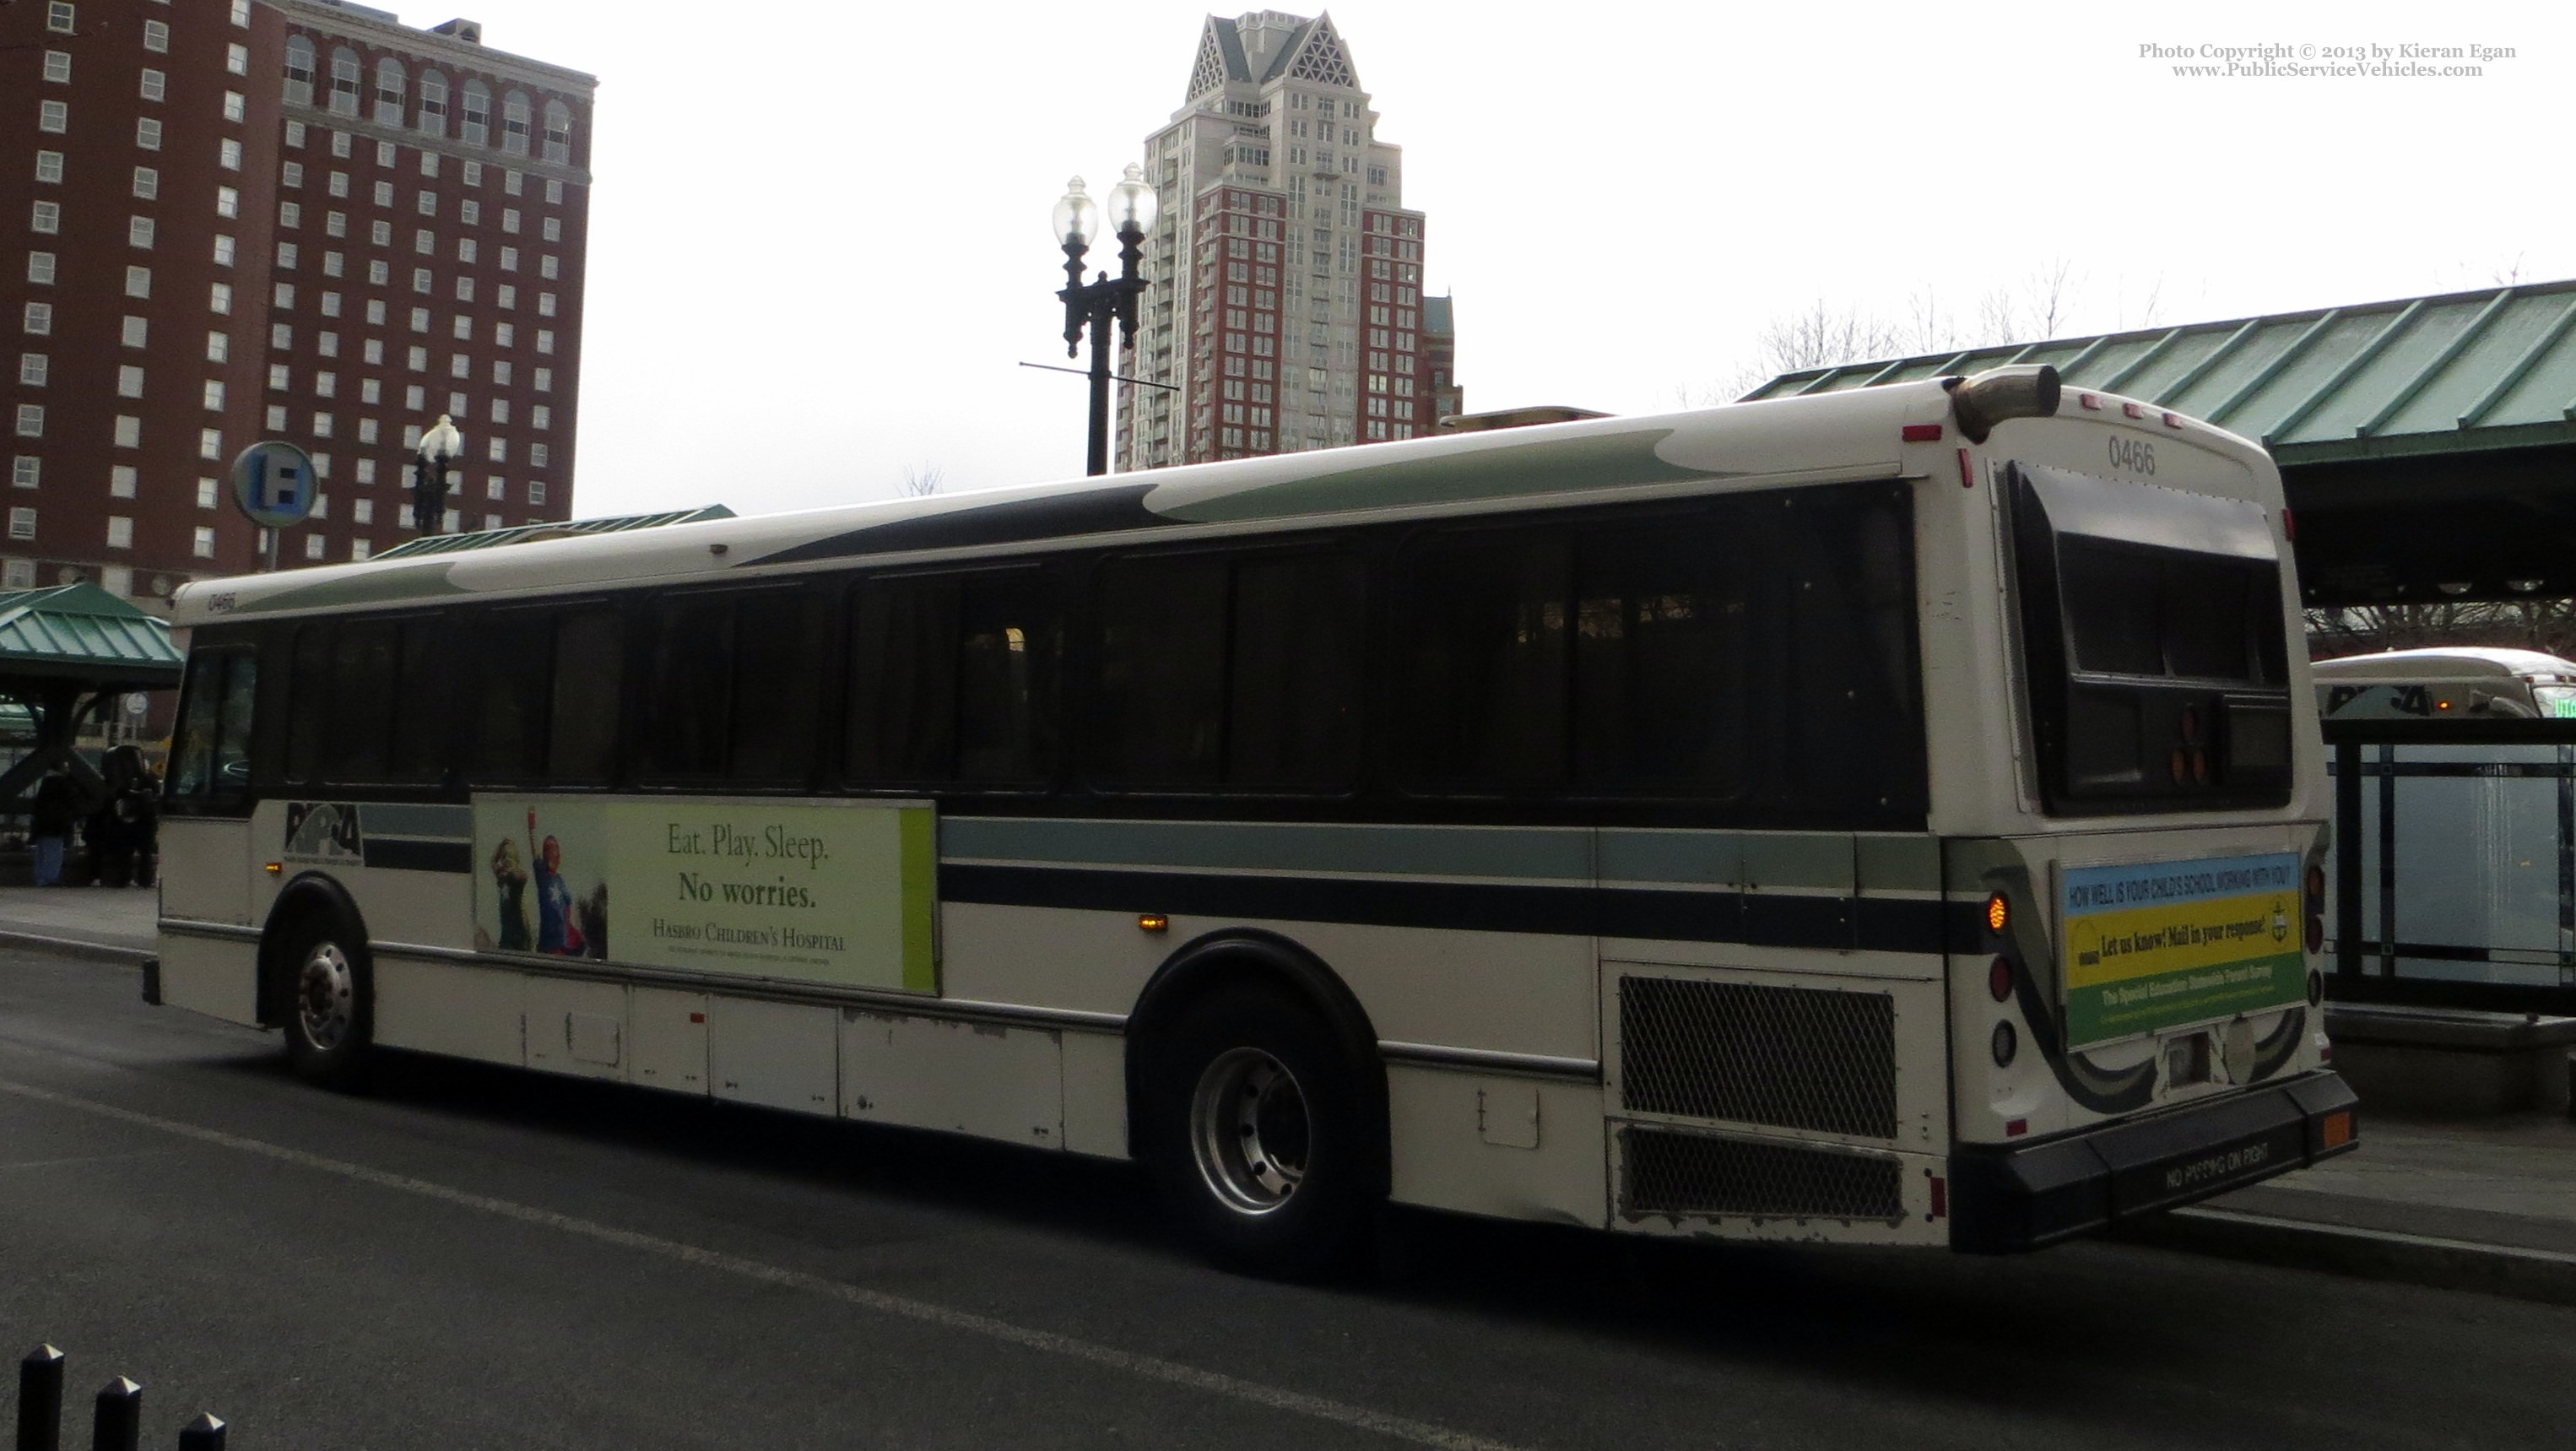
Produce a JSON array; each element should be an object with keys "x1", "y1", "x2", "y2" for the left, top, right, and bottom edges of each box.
[
  {"x1": 87, "y1": 1379, "x2": 139, "y2": 1451},
  {"x1": 174, "y1": 1416, "x2": 224, "y2": 1451},
  {"x1": 16, "y1": 1346, "x2": 64, "y2": 1451}
]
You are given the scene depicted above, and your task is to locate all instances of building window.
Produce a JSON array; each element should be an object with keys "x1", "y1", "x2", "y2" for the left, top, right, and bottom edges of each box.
[
  {"x1": 528, "y1": 479, "x2": 546, "y2": 506},
  {"x1": 30, "y1": 203, "x2": 61, "y2": 236},
  {"x1": 209, "y1": 282, "x2": 233, "y2": 314},
  {"x1": 125, "y1": 266, "x2": 150, "y2": 299},
  {"x1": 406, "y1": 345, "x2": 427, "y2": 371},
  {"x1": 219, "y1": 138, "x2": 242, "y2": 171},
  {"x1": 538, "y1": 255, "x2": 560, "y2": 280},
  {"x1": 225, "y1": 91, "x2": 246, "y2": 122},
  {"x1": 195, "y1": 427, "x2": 219, "y2": 461},
  {"x1": 43, "y1": 51, "x2": 72, "y2": 84},
  {"x1": 321, "y1": 291, "x2": 341, "y2": 317},
  {"x1": 315, "y1": 371, "x2": 336, "y2": 398},
  {"x1": 46, "y1": 3, "x2": 73, "y2": 33},
  {"x1": 267, "y1": 364, "x2": 288, "y2": 390},
  {"x1": 533, "y1": 368, "x2": 552, "y2": 393},
  {"x1": 447, "y1": 354, "x2": 468, "y2": 379},
  {"x1": 370, "y1": 260, "x2": 389, "y2": 285},
  {"x1": 136, "y1": 117, "x2": 163, "y2": 151},
  {"x1": 35, "y1": 152, "x2": 64, "y2": 185},
  {"x1": 501, "y1": 91, "x2": 533, "y2": 156},
  {"x1": 8, "y1": 509, "x2": 34, "y2": 541},
  {"x1": 213, "y1": 235, "x2": 235, "y2": 266},
  {"x1": 537, "y1": 292, "x2": 556, "y2": 317},
  {"x1": 312, "y1": 413, "x2": 333, "y2": 438},
  {"x1": 21, "y1": 303, "x2": 50, "y2": 336},
  {"x1": 498, "y1": 246, "x2": 517, "y2": 271},
  {"x1": 496, "y1": 285, "x2": 516, "y2": 310},
  {"x1": 417, "y1": 191, "x2": 437, "y2": 216},
  {"x1": 114, "y1": 410, "x2": 141, "y2": 441},
  {"x1": 413, "y1": 228, "x2": 432, "y2": 255},
  {"x1": 462, "y1": 198, "x2": 482, "y2": 227},
  {"x1": 325, "y1": 210, "x2": 346, "y2": 238},
  {"x1": 279, "y1": 201, "x2": 301, "y2": 229},
  {"x1": 457, "y1": 238, "x2": 478, "y2": 264},
  {"x1": 198, "y1": 478, "x2": 217, "y2": 508},
  {"x1": 139, "y1": 68, "x2": 165, "y2": 102},
  {"x1": 530, "y1": 404, "x2": 550, "y2": 429},
  {"x1": 106, "y1": 517, "x2": 133, "y2": 550},
  {"x1": 528, "y1": 442, "x2": 549, "y2": 468},
  {"x1": 373, "y1": 180, "x2": 392, "y2": 208},
  {"x1": 203, "y1": 380, "x2": 225, "y2": 410},
  {"x1": 374, "y1": 57, "x2": 407, "y2": 125},
  {"x1": 329, "y1": 46, "x2": 360, "y2": 115},
  {"x1": 543, "y1": 101, "x2": 573, "y2": 165},
  {"x1": 485, "y1": 436, "x2": 506, "y2": 460},
  {"x1": 206, "y1": 331, "x2": 228, "y2": 362},
  {"x1": 417, "y1": 71, "x2": 447, "y2": 133},
  {"x1": 193, "y1": 526, "x2": 214, "y2": 558},
  {"x1": 502, "y1": 169, "x2": 521, "y2": 197},
  {"x1": 110, "y1": 466, "x2": 136, "y2": 497},
  {"x1": 413, "y1": 268, "x2": 431, "y2": 294},
  {"x1": 264, "y1": 404, "x2": 285, "y2": 430},
  {"x1": 303, "y1": 533, "x2": 324, "y2": 560},
  {"x1": 327, "y1": 170, "x2": 348, "y2": 198},
  {"x1": 460, "y1": 80, "x2": 490, "y2": 144},
  {"x1": 273, "y1": 282, "x2": 294, "y2": 309},
  {"x1": 142, "y1": 19, "x2": 167, "y2": 51},
  {"x1": 10, "y1": 457, "x2": 36, "y2": 489},
  {"x1": 534, "y1": 329, "x2": 554, "y2": 355},
  {"x1": 454, "y1": 278, "x2": 474, "y2": 303},
  {"x1": 545, "y1": 178, "x2": 564, "y2": 205},
  {"x1": 13, "y1": 406, "x2": 41, "y2": 439},
  {"x1": 16, "y1": 355, "x2": 45, "y2": 387},
  {"x1": 494, "y1": 322, "x2": 514, "y2": 347},
  {"x1": 542, "y1": 216, "x2": 562, "y2": 243},
  {"x1": 128, "y1": 216, "x2": 154, "y2": 248},
  {"x1": 37, "y1": 100, "x2": 68, "y2": 135},
  {"x1": 404, "y1": 385, "x2": 425, "y2": 411},
  {"x1": 217, "y1": 185, "x2": 240, "y2": 217}
]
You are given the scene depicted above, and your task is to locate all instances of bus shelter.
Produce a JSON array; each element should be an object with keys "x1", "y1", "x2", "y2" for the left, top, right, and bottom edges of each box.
[
  {"x1": 1745, "y1": 277, "x2": 2576, "y2": 609},
  {"x1": 0, "y1": 582, "x2": 186, "y2": 813}
]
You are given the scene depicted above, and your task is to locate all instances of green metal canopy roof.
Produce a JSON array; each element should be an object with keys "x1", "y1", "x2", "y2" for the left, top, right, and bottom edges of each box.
[
  {"x1": 1742, "y1": 279, "x2": 2576, "y2": 467},
  {"x1": 370, "y1": 504, "x2": 735, "y2": 560},
  {"x1": 0, "y1": 582, "x2": 183, "y2": 684}
]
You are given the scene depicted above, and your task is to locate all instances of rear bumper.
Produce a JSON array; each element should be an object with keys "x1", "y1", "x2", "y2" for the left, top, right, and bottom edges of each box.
[{"x1": 1949, "y1": 1071, "x2": 2358, "y2": 1253}]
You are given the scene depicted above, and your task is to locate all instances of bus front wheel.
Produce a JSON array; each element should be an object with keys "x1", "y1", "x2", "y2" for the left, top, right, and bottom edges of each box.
[
  {"x1": 276, "y1": 914, "x2": 374, "y2": 1091},
  {"x1": 1145, "y1": 982, "x2": 1379, "y2": 1278}
]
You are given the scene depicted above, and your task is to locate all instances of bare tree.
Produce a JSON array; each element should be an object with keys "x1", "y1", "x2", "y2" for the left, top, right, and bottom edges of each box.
[
  {"x1": 2308, "y1": 599, "x2": 2576, "y2": 660},
  {"x1": 900, "y1": 463, "x2": 944, "y2": 498}
]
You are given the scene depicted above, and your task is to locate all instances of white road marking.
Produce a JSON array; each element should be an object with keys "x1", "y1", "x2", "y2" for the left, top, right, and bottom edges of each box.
[{"x1": 0, "y1": 1076, "x2": 1528, "y2": 1451}]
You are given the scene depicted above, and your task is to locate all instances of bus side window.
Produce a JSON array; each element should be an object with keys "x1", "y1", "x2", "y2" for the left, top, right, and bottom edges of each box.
[
  {"x1": 1394, "y1": 531, "x2": 1571, "y2": 793},
  {"x1": 1092, "y1": 555, "x2": 1230, "y2": 788},
  {"x1": 387, "y1": 616, "x2": 453, "y2": 782},
  {"x1": 1572, "y1": 519, "x2": 1751, "y2": 795},
  {"x1": 727, "y1": 590, "x2": 818, "y2": 783},
  {"x1": 548, "y1": 607, "x2": 624, "y2": 784},
  {"x1": 846, "y1": 571, "x2": 1058, "y2": 788},
  {"x1": 283, "y1": 622, "x2": 333, "y2": 783},
  {"x1": 214, "y1": 652, "x2": 258, "y2": 798},
  {"x1": 323, "y1": 619, "x2": 400, "y2": 782},
  {"x1": 1226, "y1": 551, "x2": 1361, "y2": 792},
  {"x1": 643, "y1": 594, "x2": 733, "y2": 780},
  {"x1": 465, "y1": 609, "x2": 551, "y2": 784},
  {"x1": 169, "y1": 649, "x2": 259, "y2": 805}
]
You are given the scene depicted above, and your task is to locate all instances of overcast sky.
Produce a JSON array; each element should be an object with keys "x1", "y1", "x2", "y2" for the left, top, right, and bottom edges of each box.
[{"x1": 450, "y1": 0, "x2": 2573, "y2": 518}]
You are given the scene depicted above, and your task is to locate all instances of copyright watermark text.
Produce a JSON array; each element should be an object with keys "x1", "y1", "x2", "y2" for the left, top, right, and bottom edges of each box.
[{"x1": 2142, "y1": 41, "x2": 2518, "y2": 79}]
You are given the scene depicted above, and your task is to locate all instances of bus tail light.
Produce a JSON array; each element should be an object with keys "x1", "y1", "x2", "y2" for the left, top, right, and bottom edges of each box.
[
  {"x1": 1902, "y1": 423, "x2": 1944, "y2": 442},
  {"x1": 2303, "y1": 864, "x2": 2325, "y2": 955},
  {"x1": 1984, "y1": 892, "x2": 2010, "y2": 935},
  {"x1": 1987, "y1": 956, "x2": 2014, "y2": 1002}
]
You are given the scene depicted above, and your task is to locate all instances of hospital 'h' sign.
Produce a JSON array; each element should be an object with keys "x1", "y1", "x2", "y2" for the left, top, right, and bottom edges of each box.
[{"x1": 230, "y1": 440, "x2": 318, "y2": 529}]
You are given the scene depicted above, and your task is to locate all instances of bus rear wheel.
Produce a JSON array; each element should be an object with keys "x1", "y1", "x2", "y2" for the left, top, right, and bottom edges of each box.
[
  {"x1": 277, "y1": 915, "x2": 373, "y2": 1091},
  {"x1": 1145, "y1": 983, "x2": 1379, "y2": 1278}
]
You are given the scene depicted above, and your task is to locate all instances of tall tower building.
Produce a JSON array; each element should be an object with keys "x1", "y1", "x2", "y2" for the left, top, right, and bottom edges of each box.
[
  {"x1": 1116, "y1": 10, "x2": 1450, "y2": 470},
  {"x1": 3, "y1": 0, "x2": 594, "y2": 603}
]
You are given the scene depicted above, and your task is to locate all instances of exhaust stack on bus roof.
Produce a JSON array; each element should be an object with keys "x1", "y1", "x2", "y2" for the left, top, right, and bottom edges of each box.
[{"x1": 1944, "y1": 365, "x2": 2063, "y2": 443}]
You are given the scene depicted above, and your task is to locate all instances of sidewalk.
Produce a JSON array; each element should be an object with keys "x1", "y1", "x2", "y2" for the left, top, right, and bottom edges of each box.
[
  {"x1": 0, "y1": 886, "x2": 2568, "y2": 1302},
  {"x1": 0, "y1": 885, "x2": 158, "y2": 959}
]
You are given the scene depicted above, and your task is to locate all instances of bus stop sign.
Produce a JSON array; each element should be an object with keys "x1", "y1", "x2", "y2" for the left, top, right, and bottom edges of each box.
[{"x1": 230, "y1": 440, "x2": 317, "y2": 529}]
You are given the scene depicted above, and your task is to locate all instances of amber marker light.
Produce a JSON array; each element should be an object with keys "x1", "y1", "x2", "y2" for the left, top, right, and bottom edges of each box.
[
  {"x1": 1985, "y1": 893, "x2": 2010, "y2": 934},
  {"x1": 1137, "y1": 913, "x2": 1169, "y2": 934},
  {"x1": 2321, "y1": 1111, "x2": 2354, "y2": 1150},
  {"x1": 264, "y1": 862, "x2": 282, "y2": 874}
]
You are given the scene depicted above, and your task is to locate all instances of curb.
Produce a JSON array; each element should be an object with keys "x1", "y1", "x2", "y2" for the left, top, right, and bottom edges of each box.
[
  {"x1": 0, "y1": 928, "x2": 156, "y2": 967},
  {"x1": 2122, "y1": 1205, "x2": 2576, "y2": 1307}
]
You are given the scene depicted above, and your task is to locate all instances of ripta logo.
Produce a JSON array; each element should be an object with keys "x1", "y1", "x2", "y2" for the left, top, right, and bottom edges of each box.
[{"x1": 284, "y1": 801, "x2": 362, "y2": 861}]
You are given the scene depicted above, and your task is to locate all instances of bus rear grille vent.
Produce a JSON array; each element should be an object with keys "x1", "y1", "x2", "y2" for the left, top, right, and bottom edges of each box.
[
  {"x1": 1619, "y1": 975, "x2": 1897, "y2": 1138},
  {"x1": 1621, "y1": 1127, "x2": 1905, "y2": 1221}
]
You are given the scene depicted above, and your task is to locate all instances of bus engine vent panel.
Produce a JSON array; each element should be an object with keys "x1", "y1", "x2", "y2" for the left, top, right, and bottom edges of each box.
[
  {"x1": 1618, "y1": 975, "x2": 1898, "y2": 1139},
  {"x1": 1618, "y1": 1126, "x2": 1905, "y2": 1221}
]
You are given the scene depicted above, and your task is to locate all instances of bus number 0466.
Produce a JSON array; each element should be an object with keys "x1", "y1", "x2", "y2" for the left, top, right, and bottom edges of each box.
[{"x1": 2108, "y1": 436, "x2": 2157, "y2": 475}]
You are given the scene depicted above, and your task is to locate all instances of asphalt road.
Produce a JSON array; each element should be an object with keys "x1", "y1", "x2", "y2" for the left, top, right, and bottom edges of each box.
[{"x1": 3, "y1": 945, "x2": 2572, "y2": 1451}]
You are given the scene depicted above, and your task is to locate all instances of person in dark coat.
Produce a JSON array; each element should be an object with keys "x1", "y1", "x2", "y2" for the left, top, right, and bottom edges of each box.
[
  {"x1": 28, "y1": 761, "x2": 78, "y2": 888},
  {"x1": 87, "y1": 746, "x2": 158, "y2": 887}
]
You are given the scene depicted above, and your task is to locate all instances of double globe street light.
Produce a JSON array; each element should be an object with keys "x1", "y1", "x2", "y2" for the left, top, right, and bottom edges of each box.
[
  {"x1": 1053, "y1": 165, "x2": 1160, "y2": 476},
  {"x1": 410, "y1": 413, "x2": 463, "y2": 537}
]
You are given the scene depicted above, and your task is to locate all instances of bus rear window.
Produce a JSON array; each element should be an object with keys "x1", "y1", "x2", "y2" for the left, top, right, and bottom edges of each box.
[{"x1": 2010, "y1": 463, "x2": 2293, "y2": 815}]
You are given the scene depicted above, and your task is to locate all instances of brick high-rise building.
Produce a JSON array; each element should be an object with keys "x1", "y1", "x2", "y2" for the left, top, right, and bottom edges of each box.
[
  {"x1": 1115, "y1": 10, "x2": 1453, "y2": 469},
  {"x1": 3, "y1": 0, "x2": 594, "y2": 605}
]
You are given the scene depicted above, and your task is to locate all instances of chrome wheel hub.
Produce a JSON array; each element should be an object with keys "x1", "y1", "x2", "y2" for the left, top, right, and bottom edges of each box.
[
  {"x1": 296, "y1": 942, "x2": 354, "y2": 1050},
  {"x1": 1189, "y1": 1047, "x2": 1311, "y2": 1215}
]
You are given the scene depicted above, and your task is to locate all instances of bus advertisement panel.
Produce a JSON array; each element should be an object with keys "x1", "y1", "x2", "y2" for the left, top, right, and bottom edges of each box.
[
  {"x1": 470, "y1": 794, "x2": 937, "y2": 994},
  {"x1": 2059, "y1": 853, "x2": 2304, "y2": 1046}
]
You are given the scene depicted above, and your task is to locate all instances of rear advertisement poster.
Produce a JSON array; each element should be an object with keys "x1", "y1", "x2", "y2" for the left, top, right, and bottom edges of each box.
[
  {"x1": 470, "y1": 795, "x2": 936, "y2": 994},
  {"x1": 2060, "y1": 853, "x2": 2304, "y2": 1048}
]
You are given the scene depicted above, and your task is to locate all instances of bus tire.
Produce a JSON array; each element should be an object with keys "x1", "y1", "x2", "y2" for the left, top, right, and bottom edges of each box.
[
  {"x1": 274, "y1": 912, "x2": 374, "y2": 1091},
  {"x1": 1144, "y1": 981, "x2": 1380, "y2": 1278}
]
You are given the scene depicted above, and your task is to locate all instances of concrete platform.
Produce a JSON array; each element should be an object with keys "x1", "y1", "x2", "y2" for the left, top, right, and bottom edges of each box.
[{"x1": 2324, "y1": 1002, "x2": 2576, "y2": 1117}]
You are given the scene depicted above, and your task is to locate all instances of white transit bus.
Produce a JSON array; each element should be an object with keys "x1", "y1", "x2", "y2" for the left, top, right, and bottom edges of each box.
[
  {"x1": 2314, "y1": 646, "x2": 2576, "y2": 721},
  {"x1": 150, "y1": 365, "x2": 2357, "y2": 1273}
]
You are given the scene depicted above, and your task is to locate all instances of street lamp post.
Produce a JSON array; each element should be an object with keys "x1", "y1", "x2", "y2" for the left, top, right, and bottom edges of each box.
[
  {"x1": 1054, "y1": 165, "x2": 1159, "y2": 476},
  {"x1": 411, "y1": 413, "x2": 463, "y2": 536}
]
